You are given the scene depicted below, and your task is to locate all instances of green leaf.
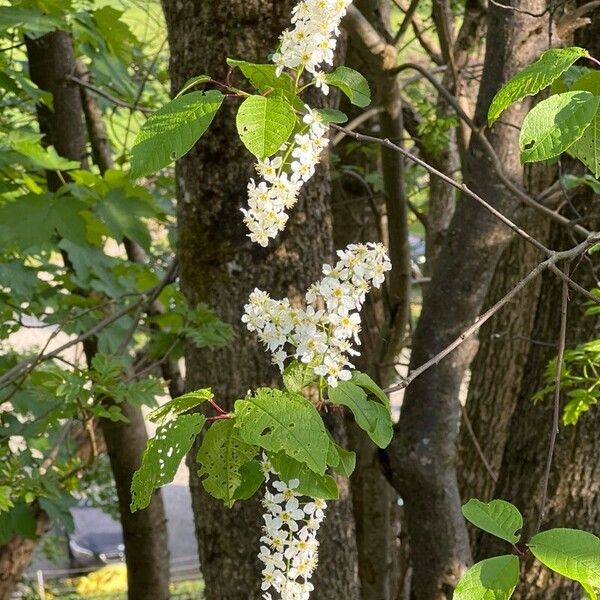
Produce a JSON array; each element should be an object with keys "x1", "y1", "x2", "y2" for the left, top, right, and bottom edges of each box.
[
  {"x1": 9, "y1": 132, "x2": 80, "y2": 171},
  {"x1": 328, "y1": 381, "x2": 393, "y2": 448},
  {"x1": 315, "y1": 108, "x2": 348, "y2": 124},
  {"x1": 454, "y1": 555, "x2": 519, "y2": 600},
  {"x1": 351, "y1": 370, "x2": 390, "y2": 406},
  {"x1": 488, "y1": 47, "x2": 589, "y2": 125},
  {"x1": 324, "y1": 66, "x2": 371, "y2": 108},
  {"x1": 234, "y1": 388, "x2": 329, "y2": 474},
  {"x1": 328, "y1": 443, "x2": 356, "y2": 478},
  {"x1": 197, "y1": 419, "x2": 260, "y2": 507},
  {"x1": 567, "y1": 105, "x2": 600, "y2": 177},
  {"x1": 227, "y1": 59, "x2": 296, "y2": 99},
  {"x1": 269, "y1": 452, "x2": 339, "y2": 499},
  {"x1": 92, "y1": 6, "x2": 137, "y2": 62},
  {"x1": 562, "y1": 173, "x2": 600, "y2": 195},
  {"x1": 283, "y1": 360, "x2": 317, "y2": 393},
  {"x1": 130, "y1": 414, "x2": 206, "y2": 512},
  {"x1": 519, "y1": 91, "x2": 599, "y2": 163},
  {"x1": 462, "y1": 499, "x2": 523, "y2": 544},
  {"x1": 528, "y1": 528, "x2": 600, "y2": 589},
  {"x1": 572, "y1": 70, "x2": 600, "y2": 96},
  {"x1": 230, "y1": 461, "x2": 265, "y2": 502},
  {"x1": 148, "y1": 389, "x2": 213, "y2": 425},
  {"x1": 175, "y1": 75, "x2": 212, "y2": 99},
  {"x1": 131, "y1": 90, "x2": 224, "y2": 178},
  {"x1": 236, "y1": 94, "x2": 296, "y2": 159}
]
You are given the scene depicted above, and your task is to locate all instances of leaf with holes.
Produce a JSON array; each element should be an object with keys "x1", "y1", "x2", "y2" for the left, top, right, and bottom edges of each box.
[
  {"x1": 269, "y1": 452, "x2": 338, "y2": 499},
  {"x1": 149, "y1": 389, "x2": 213, "y2": 425},
  {"x1": 454, "y1": 555, "x2": 519, "y2": 600},
  {"x1": 328, "y1": 381, "x2": 393, "y2": 448},
  {"x1": 528, "y1": 529, "x2": 600, "y2": 591},
  {"x1": 234, "y1": 388, "x2": 329, "y2": 474},
  {"x1": 488, "y1": 47, "x2": 589, "y2": 125},
  {"x1": 197, "y1": 419, "x2": 261, "y2": 507},
  {"x1": 236, "y1": 94, "x2": 296, "y2": 159},
  {"x1": 567, "y1": 105, "x2": 600, "y2": 177},
  {"x1": 130, "y1": 414, "x2": 206, "y2": 512},
  {"x1": 462, "y1": 499, "x2": 523, "y2": 544},
  {"x1": 324, "y1": 66, "x2": 371, "y2": 108},
  {"x1": 131, "y1": 90, "x2": 224, "y2": 178},
  {"x1": 283, "y1": 359, "x2": 317, "y2": 393},
  {"x1": 519, "y1": 91, "x2": 599, "y2": 163}
]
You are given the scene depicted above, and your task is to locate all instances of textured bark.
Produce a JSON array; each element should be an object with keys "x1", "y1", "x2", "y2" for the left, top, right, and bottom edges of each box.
[
  {"x1": 26, "y1": 31, "x2": 171, "y2": 600},
  {"x1": 386, "y1": 3, "x2": 551, "y2": 598},
  {"x1": 0, "y1": 505, "x2": 48, "y2": 600},
  {"x1": 161, "y1": 2, "x2": 359, "y2": 598}
]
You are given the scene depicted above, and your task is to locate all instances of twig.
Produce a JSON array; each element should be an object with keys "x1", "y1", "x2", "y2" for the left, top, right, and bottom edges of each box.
[
  {"x1": 460, "y1": 403, "x2": 498, "y2": 483},
  {"x1": 535, "y1": 262, "x2": 570, "y2": 533},
  {"x1": 487, "y1": 0, "x2": 549, "y2": 17},
  {"x1": 67, "y1": 74, "x2": 153, "y2": 115},
  {"x1": 332, "y1": 107, "x2": 384, "y2": 146},
  {"x1": 384, "y1": 235, "x2": 599, "y2": 395},
  {"x1": 393, "y1": 0, "x2": 421, "y2": 45}
]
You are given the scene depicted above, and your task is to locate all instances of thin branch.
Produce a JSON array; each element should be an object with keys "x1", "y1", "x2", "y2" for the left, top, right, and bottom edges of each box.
[
  {"x1": 460, "y1": 403, "x2": 498, "y2": 483},
  {"x1": 384, "y1": 235, "x2": 599, "y2": 395},
  {"x1": 535, "y1": 262, "x2": 570, "y2": 534},
  {"x1": 393, "y1": 0, "x2": 421, "y2": 45},
  {"x1": 487, "y1": 0, "x2": 549, "y2": 17},
  {"x1": 67, "y1": 74, "x2": 153, "y2": 115},
  {"x1": 332, "y1": 107, "x2": 384, "y2": 146}
]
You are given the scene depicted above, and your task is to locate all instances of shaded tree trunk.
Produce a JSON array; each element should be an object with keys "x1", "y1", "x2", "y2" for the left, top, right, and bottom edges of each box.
[
  {"x1": 385, "y1": 3, "x2": 550, "y2": 597},
  {"x1": 161, "y1": 1, "x2": 359, "y2": 598},
  {"x1": 24, "y1": 31, "x2": 171, "y2": 600}
]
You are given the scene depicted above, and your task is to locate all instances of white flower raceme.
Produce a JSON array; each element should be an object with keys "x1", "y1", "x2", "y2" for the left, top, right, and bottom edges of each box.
[
  {"x1": 242, "y1": 243, "x2": 392, "y2": 387},
  {"x1": 259, "y1": 461, "x2": 326, "y2": 600},
  {"x1": 242, "y1": 108, "x2": 329, "y2": 247},
  {"x1": 273, "y1": 0, "x2": 354, "y2": 78}
]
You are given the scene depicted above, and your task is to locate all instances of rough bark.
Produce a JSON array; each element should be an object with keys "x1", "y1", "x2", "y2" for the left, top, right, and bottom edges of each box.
[
  {"x1": 25, "y1": 31, "x2": 171, "y2": 600},
  {"x1": 386, "y1": 3, "x2": 551, "y2": 598},
  {"x1": 161, "y1": 2, "x2": 359, "y2": 598}
]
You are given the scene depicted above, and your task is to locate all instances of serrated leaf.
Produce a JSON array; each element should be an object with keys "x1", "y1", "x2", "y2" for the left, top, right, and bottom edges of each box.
[
  {"x1": 315, "y1": 108, "x2": 348, "y2": 124},
  {"x1": 351, "y1": 370, "x2": 389, "y2": 406},
  {"x1": 454, "y1": 555, "x2": 519, "y2": 600},
  {"x1": 568, "y1": 106, "x2": 600, "y2": 177},
  {"x1": 131, "y1": 90, "x2": 224, "y2": 178},
  {"x1": 130, "y1": 414, "x2": 206, "y2": 512},
  {"x1": 234, "y1": 388, "x2": 329, "y2": 474},
  {"x1": 520, "y1": 91, "x2": 599, "y2": 163},
  {"x1": 328, "y1": 381, "x2": 393, "y2": 448},
  {"x1": 175, "y1": 75, "x2": 212, "y2": 99},
  {"x1": 270, "y1": 452, "x2": 338, "y2": 499},
  {"x1": 324, "y1": 66, "x2": 371, "y2": 108},
  {"x1": 488, "y1": 47, "x2": 589, "y2": 125},
  {"x1": 149, "y1": 389, "x2": 213, "y2": 425},
  {"x1": 236, "y1": 94, "x2": 295, "y2": 159},
  {"x1": 197, "y1": 419, "x2": 260, "y2": 507},
  {"x1": 462, "y1": 499, "x2": 523, "y2": 544},
  {"x1": 227, "y1": 59, "x2": 296, "y2": 98},
  {"x1": 283, "y1": 360, "x2": 317, "y2": 393},
  {"x1": 528, "y1": 528, "x2": 600, "y2": 589}
]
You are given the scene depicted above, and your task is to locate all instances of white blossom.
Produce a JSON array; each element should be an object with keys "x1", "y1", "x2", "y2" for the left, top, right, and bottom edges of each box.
[{"x1": 243, "y1": 243, "x2": 391, "y2": 387}]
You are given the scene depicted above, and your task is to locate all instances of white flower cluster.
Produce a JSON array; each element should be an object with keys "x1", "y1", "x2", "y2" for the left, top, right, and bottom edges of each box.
[
  {"x1": 243, "y1": 243, "x2": 391, "y2": 387},
  {"x1": 242, "y1": 108, "x2": 329, "y2": 247},
  {"x1": 259, "y1": 458, "x2": 327, "y2": 600},
  {"x1": 273, "y1": 0, "x2": 353, "y2": 82}
]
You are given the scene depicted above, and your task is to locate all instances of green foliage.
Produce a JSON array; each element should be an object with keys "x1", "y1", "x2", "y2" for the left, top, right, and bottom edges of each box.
[
  {"x1": 519, "y1": 91, "x2": 599, "y2": 163},
  {"x1": 226, "y1": 59, "x2": 297, "y2": 103},
  {"x1": 282, "y1": 359, "x2": 318, "y2": 393},
  {"x1": 235, "y1": 94, "x2": 296, "y2": 159},
  {"x1": 269, "y1": 452, "x2": 338, "y2": 500},
  {"x1": 454, "y1": 555, "x2": 520, "y2": 600},
  {"x1": 315, "y1": 108, "x2": 348, "y2": 124},
  {"x1": 131, "y1": 90, "x2": 224, "y2": 177},
  {"x1": 130, "y1": 414, "x2": 207, "y2": 512},
  {"x1": 351, "y1": 370, "x2": 390, "y2": 406},
  {"x1": 149, "y1": 389, "x2": 213, "y2": 425},
  {"x1": 197, "y1": 419, "x2": 262, "y2": 507},
  {"x1": 328, "y1": 381, "x2": 393, "y2": 448},
  {"x1": 234, "y1": 388, "x2": 330, "y2": 474},
  {"x1": 528, "y1": 529, "x2": 600, "y2": 594},
  {"x1": 534, "y1": 339, "x2": 600, "y2": 425},
  {"x1": 488, "y1": 47, "x2": 588, "y2": 125},
  {"x1": 323, "y1": 66, "x2": 371, "y2": 108},
  {"x1": 462, "y1": 499, "x2": 522, "y2": 544}
]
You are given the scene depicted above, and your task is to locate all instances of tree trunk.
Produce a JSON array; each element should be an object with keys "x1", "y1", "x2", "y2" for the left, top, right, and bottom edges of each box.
[
  {"x1": 25, "y1": 31, "x2": 171, "y2": 600},
  {"x1": 161, "y1": 2, "x2": 359, "y2": 598},
  {"x1": 385, "y1": 3, "x2": 550, "y2": 597}
]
